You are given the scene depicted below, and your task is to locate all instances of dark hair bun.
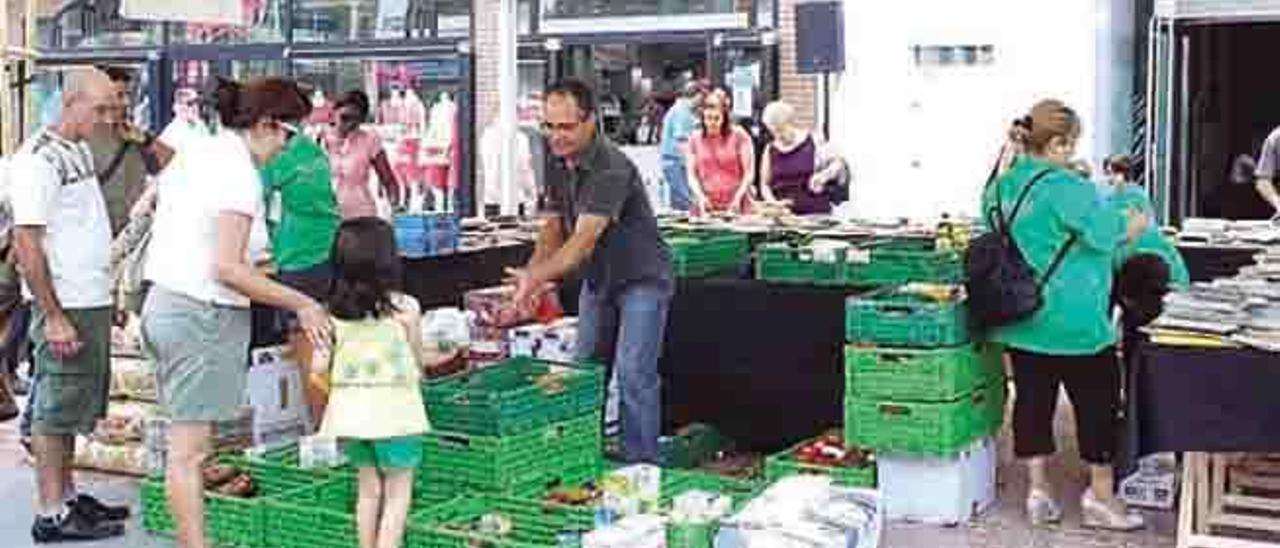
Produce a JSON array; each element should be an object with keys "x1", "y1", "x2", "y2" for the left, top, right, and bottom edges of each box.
[
  {"x1": 211, "y1": 77, "x2": 248, "y2": 128},
  {"x1": 205, "y1": 77, "x2": 312, "y2": 130},
  {"x1": 337, "y1": 90, "x2": 371, "y2": 118}
]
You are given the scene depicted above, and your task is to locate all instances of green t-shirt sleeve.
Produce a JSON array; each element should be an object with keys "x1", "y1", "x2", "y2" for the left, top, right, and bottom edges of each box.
[{"x1": 1052, "y1": 175, "x2": 1125, "y2": 253}]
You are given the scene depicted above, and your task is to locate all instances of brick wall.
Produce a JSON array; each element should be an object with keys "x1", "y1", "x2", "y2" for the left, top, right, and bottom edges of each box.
[{"x1": 777, "y1": 0, "x2": 817, "y2": 130}]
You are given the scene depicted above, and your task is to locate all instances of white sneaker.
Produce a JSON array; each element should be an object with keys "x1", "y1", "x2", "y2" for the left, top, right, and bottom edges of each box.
[
  {"x1": 1082, "y1": 490, "x2": 1145, "y2": 531},
  {"x1": 1026, "y1": 489, "x2": 1063, "y2": 526}
]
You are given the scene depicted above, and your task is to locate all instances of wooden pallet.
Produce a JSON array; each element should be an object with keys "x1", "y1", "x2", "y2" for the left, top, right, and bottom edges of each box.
[{"x1": 1179, "y1": 453, "x2": 1280, "y2": 548}]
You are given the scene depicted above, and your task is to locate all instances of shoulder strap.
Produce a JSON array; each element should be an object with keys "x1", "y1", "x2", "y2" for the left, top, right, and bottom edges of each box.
[
  {"x1": 994, "y1": 168, "x2": 1054, "y2": 233},
  {"x1": 1039, "y1": 232, "x2": 1078, "y2": 286},
  {"x1": 98, "y1": 140, "x2": 134, "y2": 184},
  {"x1": 1005, "y1": 169, "x2": 1054, "y2": 226}
]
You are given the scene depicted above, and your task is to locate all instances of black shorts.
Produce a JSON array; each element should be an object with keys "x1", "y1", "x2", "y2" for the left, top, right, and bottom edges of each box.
[{"x1": 1009, "y1": 347, "x2": 1121, "y2": 465}]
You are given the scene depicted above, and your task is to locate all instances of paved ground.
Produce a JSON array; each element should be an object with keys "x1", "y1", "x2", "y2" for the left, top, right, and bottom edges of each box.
[{"x1": 0, "y1": 394, "x2": 1178, "y2": 547}]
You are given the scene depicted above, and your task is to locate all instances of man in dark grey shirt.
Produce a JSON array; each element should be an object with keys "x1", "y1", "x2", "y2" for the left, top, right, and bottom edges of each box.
[
  {"x1": 1255, "y1": 127, "x2": 1280, "y2": 218},
  {"x1": 509, "y1": 78, "x2": 673, "y2": 464}
]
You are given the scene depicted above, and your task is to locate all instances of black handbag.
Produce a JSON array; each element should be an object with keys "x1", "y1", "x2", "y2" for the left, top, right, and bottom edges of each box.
[{"x1": 965, "y1": 168, "x2": 1077, "y2": 331}]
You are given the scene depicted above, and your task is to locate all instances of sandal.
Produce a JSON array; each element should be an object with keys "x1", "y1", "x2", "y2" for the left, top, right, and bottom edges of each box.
[
  {"x1": 1082, "y1": 490, "x2": 1144, "y2": 531},
  {"x1": 1026, "y1": 489, "x2": 1062, "y2": 526}
]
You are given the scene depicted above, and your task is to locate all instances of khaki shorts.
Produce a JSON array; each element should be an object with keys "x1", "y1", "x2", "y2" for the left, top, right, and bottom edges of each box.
[
  {"x1": 29, "y1": 307, "x2": 111, "y2": 436},
  {"x1": 142, "y1": 288, "x2": 250, "y2": 423}
]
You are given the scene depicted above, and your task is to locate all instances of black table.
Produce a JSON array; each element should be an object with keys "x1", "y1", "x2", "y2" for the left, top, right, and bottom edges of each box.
[
  {"x1": 1127, "y1": 343, "x2": 1280, "y2": 458},
  {"x1": 1177, "y1": 244, "x2": 1262, "y2": 282},
  {"x1": 402, "y1": 243, "x2": 535, "y2": 309},
  {"x1": 402, "y1": 247, "x2": 854, "y2": 453},
  {"x1": 1125, "y1": 343, "x2": 1280, "y2": 547},
  {"x1": 660, "y1": 276, "x2": 857, "y2": 453}
]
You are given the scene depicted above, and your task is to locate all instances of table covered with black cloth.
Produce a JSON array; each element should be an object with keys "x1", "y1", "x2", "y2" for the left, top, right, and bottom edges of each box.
[
  {"x1": 659, "y1": 276, "x2": 857, "y2": 453},
  {"x1": 400, "y1": 245, "x2": 854, "y2": 453},
  {"x1": 1125, "y1": 342, "x2": 1280, "y2": 462},
  {"x1": 1177, "y1": 244, "x2": 1262, "y2": 282},
  {"x1": 401, "y1": 242, "x2": 535, "y2": 309}
]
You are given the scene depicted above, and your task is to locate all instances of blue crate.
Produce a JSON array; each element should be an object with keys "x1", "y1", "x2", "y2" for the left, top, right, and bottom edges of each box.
[{"x1": 396, "y1": 214, "x2": 460, "y2": 258}]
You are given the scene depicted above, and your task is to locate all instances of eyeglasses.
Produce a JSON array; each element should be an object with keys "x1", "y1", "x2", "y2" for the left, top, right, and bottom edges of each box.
[
  {"x1": 276, "y1": 121, "x2": 301, "y2": 140},
  {"x1": 541, "y1": 120, "x2": 583, "y2": 134}
]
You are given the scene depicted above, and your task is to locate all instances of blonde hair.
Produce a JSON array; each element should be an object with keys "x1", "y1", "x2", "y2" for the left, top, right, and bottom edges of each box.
[
  {"x1": 1019, "y1": 99, "x2": 1080, "y2": 154},
  {"x1": 762, "y1": 101, "x2": 795, "y2": 132}
]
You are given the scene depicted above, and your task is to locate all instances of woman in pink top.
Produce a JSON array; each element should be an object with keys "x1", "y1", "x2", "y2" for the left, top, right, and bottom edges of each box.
[
  {"x1": 684, "y1": 89, "x2": 755, "y2": 213},
  {"x1": 322, "y1": 90, "x2": 401, "y2": 218}
]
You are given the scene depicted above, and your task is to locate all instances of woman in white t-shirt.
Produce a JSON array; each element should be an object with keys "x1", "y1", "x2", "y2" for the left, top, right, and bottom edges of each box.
[{"x1": 142, "y1": 77, "x2": 332, "y2": 548}]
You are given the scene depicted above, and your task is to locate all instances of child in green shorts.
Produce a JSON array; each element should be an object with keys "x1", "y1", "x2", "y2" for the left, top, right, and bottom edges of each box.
[{"x1": 312, "y1": 217, "x2": 455, "y2": 548}]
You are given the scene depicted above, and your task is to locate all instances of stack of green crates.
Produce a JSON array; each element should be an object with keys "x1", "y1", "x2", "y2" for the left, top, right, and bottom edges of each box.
[
  {"x1": 262, "y1": 475, "x2": 455, "y2": 548},
  {"x1": 420, "y1": 358, "x2": 605, "y2": 496},
  {"x1": 665, "y1": 229, "x2": 750, "y2": 278},
  {"x1": 844, "y1": 343, "x2": 1005, "y2": 456},
  {"x1": 141, "y1": 454, "x2": 341, "y2": 547},
  {"x1": 844, "y1": 284, "x2": 1004, "y2": 456}
]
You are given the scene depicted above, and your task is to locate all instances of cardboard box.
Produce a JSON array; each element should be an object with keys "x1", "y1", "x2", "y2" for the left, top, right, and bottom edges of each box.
[
  {"x1": 1120, "y1": 455, "x2": 1179, "y2": 510},
  {"x1": 247, "y1": 346, "x2": 312, "y2": 447},
  {"x1": 877, "y1": 437, "x2": 996, "y2": 525}
]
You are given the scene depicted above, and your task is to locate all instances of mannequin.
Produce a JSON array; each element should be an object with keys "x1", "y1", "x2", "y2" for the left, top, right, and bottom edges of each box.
[{"x1": 421, "y1": 92, "x2": 456, "y2": 212}]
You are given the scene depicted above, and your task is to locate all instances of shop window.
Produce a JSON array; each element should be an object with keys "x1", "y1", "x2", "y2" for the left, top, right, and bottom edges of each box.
[
  {"x1": 911, "y1": 45, "x2": 996, "y2": 67},
  {"x1": 27, "y1": 64, "x2": 155, "y2": 136},
  {"x1": 293, "y1": 58, "x2": 468, "y2": 214},
  {"x1": 294, "y1": 0, "x2": 439, "y2": 42},
  {"x1": 542, "y1": 0, "x2": 736, "y2": 20},
  {"x1": 437, "y1": 0, "x2": 471, "y2": 39},
  {"x1": 168, "y1": 0, "x2": 286, "y2": 44},
  {"x1": 38, "y1": 0, "x2": 165, "y2": 49}
]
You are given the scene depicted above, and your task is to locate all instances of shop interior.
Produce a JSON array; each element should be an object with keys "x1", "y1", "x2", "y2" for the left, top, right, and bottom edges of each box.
[{"x1": 1181, "y1": 22, "x2": 1280, "y2": 221}]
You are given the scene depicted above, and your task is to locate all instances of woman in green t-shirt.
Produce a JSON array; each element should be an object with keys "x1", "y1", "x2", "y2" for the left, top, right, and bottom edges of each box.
[
  {"x1": 981, "y1": 99, "x2": 1150, "y2": 531},
  {"x1": 258, "y1": 111, "x2": 342, "y2": 422}
]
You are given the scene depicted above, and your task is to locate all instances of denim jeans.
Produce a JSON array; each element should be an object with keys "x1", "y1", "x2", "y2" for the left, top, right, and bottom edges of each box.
[
  {"x1": 575, "y1": 280, "x2": 673, "y2": 464},
  {"x1": 662, "y1": 158, "x2": 691, "y2": 212}
]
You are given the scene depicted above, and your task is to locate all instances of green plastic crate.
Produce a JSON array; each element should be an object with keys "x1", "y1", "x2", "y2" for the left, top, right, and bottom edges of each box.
[
  {"x1": 845, "y1": 289, "x2": 969, "y2": 347},
  {"x1": 421, "y1": 414, "x2": 604, "y2": 494},
  {"x1": 667, "y1": 522, "x2": 718, "y2": 548},
  {"x1": 659, "y1": 423, "x2": 725, "y2": 469},
  {"x1": 408, "y1": 494, "x2": 595, "y2": 547},
  {"x1": 424, "y1": 358, "x2": 603, "y2": 437},
  {"x1": 755, "y1": 242, "x2": 855, "y2": 285},
  {"x1": 141, "y1": 456, "x2": 329, "y2": 547},
  {"x1": 247, "y1": 443, "x2": 356, "y2": 481},
  {"x1": 264, "y1": 475, "x2": 456, "y2": 548},
  {"x1": 667, "y1": 230, "x2": 751, "y2": 279},
  {"x1": 845, "y1": 239, "x2": 964, "y2": 285},
  {"x1": 764, "y1": 439, "x2": 876, "y2": 488},
  {"x1": 845, "y1": 381, "x2": 1005, "y2": 456},
  {"x1": 845, "y1": 343, "x2": 1002, "y2": 402}
]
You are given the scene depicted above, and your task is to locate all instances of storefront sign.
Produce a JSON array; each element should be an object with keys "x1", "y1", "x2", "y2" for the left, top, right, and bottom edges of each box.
[{"x1": 122, "y1": 0, "x2": 244, "y2": 24}]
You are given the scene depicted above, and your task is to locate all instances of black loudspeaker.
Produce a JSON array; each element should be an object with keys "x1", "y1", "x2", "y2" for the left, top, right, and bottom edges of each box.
[{"x1": 794, "y1": 0, "x2": 845, "y2": 74}]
